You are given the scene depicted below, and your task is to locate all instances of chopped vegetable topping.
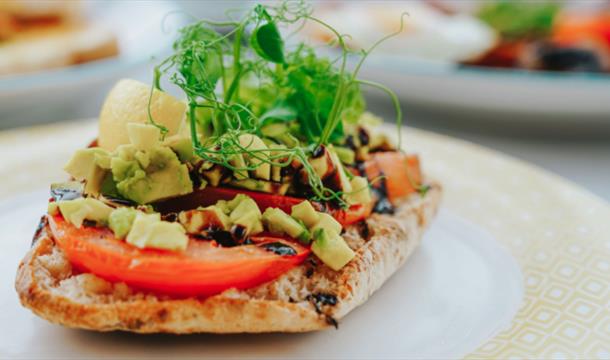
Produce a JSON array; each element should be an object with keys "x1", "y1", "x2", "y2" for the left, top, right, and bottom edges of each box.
[{"x1": 148, "y1": 0, "x2": 405, "y2": 207}]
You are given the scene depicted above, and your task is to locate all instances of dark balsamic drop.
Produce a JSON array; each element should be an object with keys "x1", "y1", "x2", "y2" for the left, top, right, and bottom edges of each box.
[{"x1": 260, "y1": 242, "x2": 297, "y2": 256}]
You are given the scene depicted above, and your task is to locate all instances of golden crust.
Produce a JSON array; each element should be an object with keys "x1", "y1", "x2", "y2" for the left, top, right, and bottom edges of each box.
[{"x1": 15, "y1": 184, "x2": 441, "y2": 333}]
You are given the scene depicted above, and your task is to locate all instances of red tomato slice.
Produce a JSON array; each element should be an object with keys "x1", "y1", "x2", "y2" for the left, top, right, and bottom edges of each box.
[
  {"x1": 48, "y1": 215, "x2": 309, "y2": 297},
  {"x1": 154, "y1": 186, "x2": 322, "y2": 214},
  {"x1": 364, "y1": 152, "x2": 422, "y2": 204},
  {"x1": 553, "y1": 13, "x2": 610, "y2": 49},
  {"x1": 154, "y1": 186, "x2": 368, "y2": 226},
  {"x1": 331, "y1": 202, "x2": 373, "y2": 225}
]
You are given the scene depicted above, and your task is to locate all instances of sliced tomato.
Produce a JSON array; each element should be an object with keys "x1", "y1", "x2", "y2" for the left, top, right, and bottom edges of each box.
[
  {"x1": 48, "y1": 215, "x2": 309, "y2": 297},
  {"x1": 331, "y1": 201, "x2": 373, "y2": 226},
  {"x1": 553, "y1": 13, "x2": 610, "y2": 49},
  {"x1": 154, "y1": 186, "x2": 322, "y2": 214},
  {"x1": 154, "y1": 185, "x2": 368, "y2": 226},
  {"x1": 364, "y1": 152, "x2": 422, "y2": 204}
]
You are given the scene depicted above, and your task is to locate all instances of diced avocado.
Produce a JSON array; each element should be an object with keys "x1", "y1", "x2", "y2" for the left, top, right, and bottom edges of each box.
[
  {"x1": 238, "y1": 134, "x2": 271, "y2": 181},
  {"x1": 334, "y1": 146, "x2": 355, "y2": 165},
  {"x1": 310, "y1": 212, "x2": 342, "y2": 236},
  {"x1": 225, "y1": 194, "x2": 250, "y2": 212},
  {"x1": 261, "y1": 123, "x2": 298, "y2": 148},
  {"x1": 308, "y1": 145, "x2": 333, "y2": 179},
  {"x1": 64, "y1": 148, "x2": 109, "y2": 180},
  {"x1": 108, "y1": 207, "x2": 138, "y2": 239},
  {"x1": 127, "y1": 123, "x2": 161, "y2": 151},
  {"x1": 57, "y1": 198, "x2": 114, "y2": 228},
  {"x1": 345, "y1": 176, "x2": 372, "y2": 205},
  {"x1": 200, "y1": 165, "x2": 225, "y2": 187},
  {"x1": 355, "y1": 145, "x2": 370, "y2": 162},
  {"x1": 276, "y1": 133, "x2": 299, "y2": 148},
  {"x1": 271, "y1": 166, "x2": 282, "y2": 183},
  {"x1": 99, "y1": 172, "x2": 120, "y2": 198},
  {"x1": 291, "y1": 201, "x2": 319, "y2": 228},
  {"x1": 229, "y1": 196, "x2": 263, "y2": 236},
  {"x1": 126, "y1": 212, "x2": 189, "y2": 251},
  {"x1": 229, "y1": 196, "x2": 261, "y2": 221},
  {"x1": 262, "y1": 208, "x2": 310, "y2": 243},
  {"x1": 214, "y1": 200, "x2": 231, "y2": 215},
  {"x1": 165, "y1": 136, "x2": 194, "y2": 162},
  {"x1": 369, "y1": 133, "x2": 390, "y2": 149},
  {"x1": 63, "y1": 148, "x2": 110, "y2": 196},
  {"x1": 261, "y1": 123, "x2": 288, "y2": 137},
  {"x1": 229, "y1": 153, "x2": 249, "y2": 180},
  {"x1": 229, "y1": 178, "x2": 289, "y2": 195},
  {"x1": 329, "y1": 148, "x2": 353, "y2": 193},
  {"x1": 231, "y1": 210, "x2": 264, "y2": 236},
  {"x1": 110, "y1": 145, "x2": 193, "y2": 204},
  {"x1": 357, "y1": 112, "x2": 383, "y2": 126},
  {"x1": 268, "y1": 143, "x2": 287, "y2": 183},
  {"x1": 179, "y1": 205, "x2": 231, "y2": 233},
  {"x1": 311, "y1": 228, "x2": 355, "y2": 271},
  {"x1": 134, "y1": 150, "x2": 151, "y2": 168}
]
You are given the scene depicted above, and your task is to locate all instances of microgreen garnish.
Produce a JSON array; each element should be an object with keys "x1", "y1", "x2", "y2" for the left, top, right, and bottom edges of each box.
[{"x1": 148, "y1": 0, "x2": 405, "y2": 207}]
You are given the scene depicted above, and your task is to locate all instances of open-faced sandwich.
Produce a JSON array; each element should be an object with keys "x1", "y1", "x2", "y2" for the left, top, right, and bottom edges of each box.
[{"x1": 15, "y1": 1, "x2": 441, "y2": 333}]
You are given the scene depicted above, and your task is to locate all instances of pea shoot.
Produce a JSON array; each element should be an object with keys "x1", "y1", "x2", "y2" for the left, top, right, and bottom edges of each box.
[{"x1": 148, "y1": 0, "x2": 405, "y2": 207}]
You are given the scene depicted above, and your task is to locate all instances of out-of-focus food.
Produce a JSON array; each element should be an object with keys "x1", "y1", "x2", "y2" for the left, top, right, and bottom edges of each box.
[
  {"x1": 304, "y1": 1, "x2": 497, "y2": 63},
  {"x1": 0, "y1": 0, "x2": 118, "y2": 76},
  {"x1": 306, "y1": 0, "x2": 610, "y2": 74},
  {"x1": 469, "y1": 1, "x2": 610, "y2": 73}
]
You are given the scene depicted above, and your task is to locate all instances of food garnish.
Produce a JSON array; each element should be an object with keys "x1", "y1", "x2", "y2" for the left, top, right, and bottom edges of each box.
[{"x1": 43, "y1": 0, "x2": 428, "y2": 297}]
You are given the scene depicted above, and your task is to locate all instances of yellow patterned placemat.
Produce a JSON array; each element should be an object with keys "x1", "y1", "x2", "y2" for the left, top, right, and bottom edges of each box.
[
  {"x1": 2, "y1": 121, "x2": 609, "y2": 359},
  {"x1": 402, "y1": 127, "x2": 610, "y2": 359}
]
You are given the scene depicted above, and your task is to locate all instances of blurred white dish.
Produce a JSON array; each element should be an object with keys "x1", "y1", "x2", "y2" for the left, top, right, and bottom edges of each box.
[
  {"x1": 303, "y1": 1, "x2": 610, "y2": 131},
  {"x1": 305, "y1": 1, "x2": 496, "y2": 63},
  {"x1": 0, "y1": 1, "x2": 186, "y2": 128},
  {"x1": 361, "y1": 55, "x2": 610, "y2": 124}
]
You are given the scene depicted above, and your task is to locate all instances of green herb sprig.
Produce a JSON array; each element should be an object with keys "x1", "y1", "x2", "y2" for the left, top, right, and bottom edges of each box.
[{"x1": 148, "y1": 0, "x2": 404, "y2": 206}]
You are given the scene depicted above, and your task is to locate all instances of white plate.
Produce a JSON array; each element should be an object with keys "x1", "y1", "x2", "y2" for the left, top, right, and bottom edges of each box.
[
  {"x1": 360, "y1": 55, "x2": 610, "y2": 131},
  {"x1": 0, "y1": 190, "x2": 522, "y2": 359},
  {"x1": 0, "y1": 1, "x2": 186, "y2": 128}
]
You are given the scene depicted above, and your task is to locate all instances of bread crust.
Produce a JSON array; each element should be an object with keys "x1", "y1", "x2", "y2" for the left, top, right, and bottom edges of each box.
[{"x1": 15, "y1": 184, "x2": 441, "y2": 333}]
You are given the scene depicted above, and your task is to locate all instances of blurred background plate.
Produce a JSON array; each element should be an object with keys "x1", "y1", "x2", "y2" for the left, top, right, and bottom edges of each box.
[
  {"x1": 0, "y1": 0, "x2": 186, "y2": 128},
  {"x1": 303, "y1": 0, "x2": 610, "y2": 136},
  {"x1": 361, "y1": 57, "x2": 610, "y2": 135}
]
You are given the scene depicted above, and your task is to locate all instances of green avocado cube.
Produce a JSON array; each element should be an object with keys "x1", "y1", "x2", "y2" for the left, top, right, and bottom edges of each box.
[
  {"x1": 345, "y1": 176, "x2": 372, "y2": 205},
  {"x1": 229, "y1": 196, "x2": 263, "y2": 236},
  {"x1": 232, "y1": 210, "x2": 264, "y2": 236},
  {"x1": 291, "y1": 201, "x2": 319, "y2": 228},
  {"x1": 126, "y1": 212, "x2": 188, "y2": 251},
  {"x1": 127, "y1": 123, "x2": 161, "y2": 151},
  {"x1": 63, "y1": 148, "x2": 110, "y2": 196},
  {"x1": 262, "y1": 208, "x2": 310, "y2": 243},
  {"x1": 108, "y1": 207, "x2": 138, "y2": 239},
  {"x1": 334, "y1": 146, "x2": 355, "y2": 165},
  {"x1": 311, "y1": 228, "x2": 355, "y2": 271},
  {"x1": 166, "y1": 136, "x2": 194, "y2": 162},
  {"x1": 310, "y1": 212, "x2": 342, "y2": 236},
  {"x1": 57, "y1": 198, "x2": 113, "y2": 228},
  {"x1": 179, "y1": 206, "x2": 231, "y2": 233},
  {"x1": 111, "y1": 146, "x2": 193, "y2": 204}
]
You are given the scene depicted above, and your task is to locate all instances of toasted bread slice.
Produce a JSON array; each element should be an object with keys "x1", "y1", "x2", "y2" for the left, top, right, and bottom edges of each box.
[
  {"x1": 0, "y1": 22, "x2": 118, "y2": 76},
  {"x1": 15, "y1": 184, "x2": 441, "y2": 333}
]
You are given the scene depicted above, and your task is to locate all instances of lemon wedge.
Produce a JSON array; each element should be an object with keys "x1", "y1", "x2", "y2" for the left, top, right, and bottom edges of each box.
[{"x1": 98, "y1": 79, "x2": 186, "y2": 151}]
